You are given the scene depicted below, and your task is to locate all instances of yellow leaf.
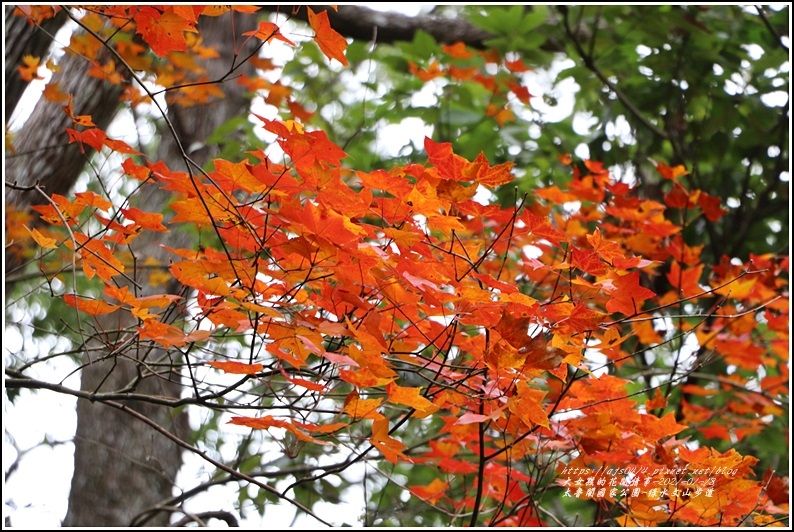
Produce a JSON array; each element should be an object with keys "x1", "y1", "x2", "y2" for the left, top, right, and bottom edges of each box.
[{"x1": 25, "y1": 225, "x2": 58, "y2": 249}]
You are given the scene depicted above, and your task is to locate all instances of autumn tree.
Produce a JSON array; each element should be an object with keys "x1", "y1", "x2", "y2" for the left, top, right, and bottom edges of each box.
[{"x1": 4, "y1": 5, "x2": 789, "y2": 527}]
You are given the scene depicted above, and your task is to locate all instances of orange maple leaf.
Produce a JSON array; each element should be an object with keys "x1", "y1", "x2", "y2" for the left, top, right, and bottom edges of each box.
[
  {"x1": 666, "y1": 260, "x2": 704, "y2": 299},
  {"x1": 65, "y1": 128, "x2": 105, "y2": 153},
  {"x1": 488, "y1": 309, "x2": 566, "y2": 370},
  {"x1": 307, "y1": 7, "x2": 348, "y2": 66},
  {"x1": 469, "y1": 152, "x2": 515, "y2": 188},
  {"x1": 121, "y1": 207, "x2": 168, "y2": 232},
  {"x1": 410, "y1": 478, "x2": 449, "y2": 505},
  {"x1": 371, "y1": 417, "x2": 409, "y2": 464},
  {"x1": 207, "y1": 360, "x2": 264, "y2": 374},
  {"x1": 655, "y1": 160, "x2": 688, "y2": 180},
  {"x1": 18, "y1": 55, "x2": 42, "y2": 82},
  {"x1": 507, "y1": 382, "x2": 549, "y2": 428},
  {"x1": 697, "y1": 191, "x2": 727, "y2": 221},
  {"x1": 25, "y1": 225, "x2": 58, "y2": 249},
  {"x1": 386, "y1": 382, "x2": 439, "y2": 418},
  {"x1": 137, "y1": 319, "x2": 211, "y2": 348},
  {"x1": 63, "y1": 294, "x2": 120, "y2": 316},
  {"x1": 601, "y1": 271, "x2": 656, "y2": 316},
  {"x1": 74, "y1": 191, "x2": 113, "y2": 211},
  {"x1": 587, "y1": 228, "x2": 626, "y2": 264},
  {"x1": 41, "y1": 82, "x2": 70, "y2": 103},
  {"x1": 66, "y1": 233, "x2": 126, "y2": 282},
  {"x1": 242, "y1": 20, "x2": 296, "y2": 46},
  {"x1": 409, "y1": 59, "x2": 444, "y2": 82},
  {"x1": 442, "y1": 41, "x2": 474, "y2": 59},
  {"x1": 134, "y1": 6, "x2": 197, "y2": 57},
  {"x1": 228, "y1": 415, "x2": 327, "y2": 444}
]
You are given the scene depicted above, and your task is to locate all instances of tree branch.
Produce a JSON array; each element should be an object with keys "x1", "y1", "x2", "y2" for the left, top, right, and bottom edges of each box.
[
  {"x1": 755, "y1": 5, "x2": 789, "y2": 52},
  {"x1": 258, "y1": 4, "x2": 495, "y2": 48},
  {"x1": 560, "y1": 6, "x2": 669, "y2": 141}
]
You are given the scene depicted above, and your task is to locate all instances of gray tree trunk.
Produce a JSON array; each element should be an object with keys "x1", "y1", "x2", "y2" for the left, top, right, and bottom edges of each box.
[
  {"x1": 5, "y1": 9, "x2": 256, "y2": 526},
  {"x1": 4, "y1": 5, "x2": 69, "y2": 118},
  {"x1": 64, "y1": 12, "x2": 258, "y2": 526}
]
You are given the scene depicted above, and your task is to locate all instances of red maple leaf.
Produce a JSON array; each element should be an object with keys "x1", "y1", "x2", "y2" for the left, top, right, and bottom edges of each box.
[
  {"x1": 601, "y1": 271, "x2": 656, "y2": 316},
  {"x1": 134, "y1": 6, "x2": 197, "y2": 57},
  {"x1": 307, "y1": 7, "x2": 348, "y2": 66}
]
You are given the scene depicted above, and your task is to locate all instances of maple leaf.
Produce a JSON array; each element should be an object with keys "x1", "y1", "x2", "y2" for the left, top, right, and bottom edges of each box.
[
  {"x1": 30, "y1": 193, "x2": 84, "y2": 225},
  {"x1": 426, "y1": 215, "x2": 466, "y2": 237},
  {"x1": 409, "y1": 59, "x2": 444, "y2": 82},
  {"x1": 424, "y1": 138, "x2": 515, "y2": 188},
  {"x1": 66, "y1": 128, "x2": 106, "y2": 153},
  {"x1": 601, "y1": 271, "x2": 656, "y2": 316},
  {"x1": 655, "y1": 160, "x2": 688, "y2": 180},
  {"x1": 424, "y1": 137, "x2": 468, "y2": 180},
  {"x1": 87, "y1": 59, "x2": 124, "y2": 85},
  {"x1": 66, "y1": 233, "x2": 126, "y2": 282},
  {"x1": 505, "y1": 57, "x2": 531, "y2": 73},
  {"x1": 442, "y1": 41, "x2": 474, "y2": 59},
  {"x1": 469, "y1": 152, "x2": 515, "y2": 188},
  {"x1": 520, "y1": 211, "x2": 569, "y2": 244},
  {"x1": 587, "y1": 228, "x2": 626, "y2": 264},
  {"x1": 487, "y1": 309, "x2": 566, "y2": 370},
  {"x1": 371, "y1": 417, "x2": 410, "y2": 464},
  {"x1": 508, "y1": 80, "x2": 533, "y2": 104},
  {"x1": 207, "y1": 360, "x2": 264, "y2": 375},
  {"x1": 18, "y1": 55, "x2": 42, "y2": 81},
  {"x1": 342, "y1": 391, "x2": 383, "y2": 421},
  {"x1": 410, "y1": 478, "x2": 449, "y2": 505},
  {"x1": 697, "y1": 191, "x2": 727, "y2": 221},
  {"x1": 507, "y1": 382, "x2": 549, "y2": 428},
  {"x1": 121, "y1": 207, "x2": 167, "y2": 232},
  {"x1": 761, "y1": 467, "x2": 790, "y2": 505},
  {"x1": 386, "y1": 382, "x2": 439, "y2": 418},
  {"x1": 102, "y1": 136, "x2": 140, "y2": 155},
  {"x1": 242, "y1": 21, "x2": 296, "y2": 46},
  {"x1": 486, "y1": 103, "x2": 515, "y2": 127},
  {"x1": 63, "y1": 294, "x2": 120, "y2": 316},
  {"x1": 138, "y1": 319, "x2": 211, "y2": 348},
  {"x1": 645, "y1": 387, "x2": 668, "y2": 411},
  {"x1": 307, "y1": 8, "x2": 348, "y2": 66},
  {"x1": 228, "y1": 416, "x2": 328, "y2": 445},
  {"x1": 664, "y1": 182, "x2": 694, "y2": 209},
  {"x1": 41, "y1": 82, "x2": 70, "y2": 103},
  {"x1": 666, "y1": 260, "x2": 704, "y2": 299},
  {"x1": 134, "y1": 6, "x2": 198, "y2": 57},
  {"x1": 211, "y1": 158, "x2": 267, "y2": 194},
  {"x1": 25, "y1": 225, "x2": 58, "y2": 249},
  {"x1": 571, "y1": 246, "x2": 609, "y2": 276},
  {"x1": 74, "y1": 191, "x2": 113, "y2": 211}
]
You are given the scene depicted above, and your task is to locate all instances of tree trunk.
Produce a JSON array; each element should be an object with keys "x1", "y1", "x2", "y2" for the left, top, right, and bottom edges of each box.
[
  {"x1": 4, "y1": 5, "x2": 69, "y2": 118},
  {"x1": 64, "y1": 12, "x2": 258, "y2": 526},
  {"x1": 5, "y1": 9, "x2": 257, "y2": 526}
]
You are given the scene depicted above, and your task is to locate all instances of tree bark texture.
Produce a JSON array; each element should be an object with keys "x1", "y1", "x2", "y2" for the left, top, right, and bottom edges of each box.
[
  {"x1": 4, "y1": 8, "x2": 256, "y2": 526},
  {"x1": 5, "y1": 15, "x2": 125, "y2": 283},
  {"x1": 4, "y1": 5, "x2": 69, "y2": 118},
  {"x1": 63, "y1": 12, "x2": 258, "y2": 526},
  {"x1": 261, "y1": 4, "x2": 494, "y2": 48}
]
